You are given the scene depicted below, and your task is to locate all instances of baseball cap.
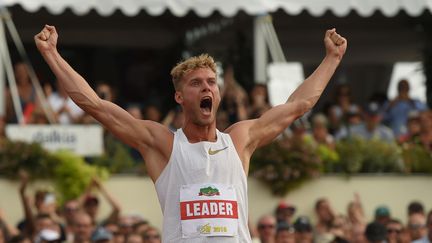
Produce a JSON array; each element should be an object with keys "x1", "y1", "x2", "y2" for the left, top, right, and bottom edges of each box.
[
  {"x1": 91, "y1": 227, "x2": 113, "y2": 242},
  {"x1": 294, "y1": 216, "x2": 312, "y2": 232},
  {"x1": 276, "y1": 200, "x2": 296, "y2": 211},
  {"x1": 84, "y1": 195, "x2": 99, "y2": 206},
  {"x1": 375, "y1": 206, "x2": 390, "y2": 217},
  {"x1": 365, "y1": 102, "x2": 381, "y2": 116}
]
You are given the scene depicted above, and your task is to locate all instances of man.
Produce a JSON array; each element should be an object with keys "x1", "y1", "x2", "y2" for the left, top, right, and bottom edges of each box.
[
  {"x1": 257, "y1": 215, "x2": 277, "y2": 243},
  {"x1": 293, "y1": 216, "x2": 313, "y2": 243},
  {"x1": 275, "y1": 201, "x2": 296, "y2": 225},
  {"x1": 374, "y1": 205, "x2": 391, "y2": 226},
  {"x1": 35, "y1": 25, "x2": 346, "y2": 242},
  {"x1": 409, "y1": 213, "x2": 428, "y2": 243},
  {"x1": 72, "y1": 212, "x2": 94, "y2": 243},
  {"x1": 275, "y1": 222, "x2": 295, "y2": 243}
]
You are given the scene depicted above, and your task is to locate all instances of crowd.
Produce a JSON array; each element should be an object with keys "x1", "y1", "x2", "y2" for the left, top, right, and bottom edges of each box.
[
  {"x1": 2, "y1": 61, "x2": 432, "y2": 154},
  {"x1": 0, "y1": 173, "x2": 431, "y2": 243},
  {"x1": 0, "y1": 62, "x2": 431, "y2": 243}
]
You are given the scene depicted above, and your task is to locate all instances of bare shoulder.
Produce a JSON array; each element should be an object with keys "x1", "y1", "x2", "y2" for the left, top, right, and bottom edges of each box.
[
  {"x1": 137, "y1": 120, "x2": 174, "y2": 154},
  {"x1": 225, "y1": 119, "x2": 257, "y2": 149}
]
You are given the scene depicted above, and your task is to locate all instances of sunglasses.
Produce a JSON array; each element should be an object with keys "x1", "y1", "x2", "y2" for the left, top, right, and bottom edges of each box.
[{"x1": 258, "y1": 224, "x2": 275, "y2": 230}]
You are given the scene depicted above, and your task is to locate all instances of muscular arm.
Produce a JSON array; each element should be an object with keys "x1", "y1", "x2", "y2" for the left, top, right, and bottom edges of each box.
[
  {"x1": 35, "y1": 25, "x2": 172, "y2": 180},
  {"x1": 228, "y1": 29, "x2": 347, "y2": 171}
]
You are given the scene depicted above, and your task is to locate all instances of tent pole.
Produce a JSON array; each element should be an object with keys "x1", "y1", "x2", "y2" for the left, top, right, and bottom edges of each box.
[
  {"x1": 0, "y1": 14, "x2": 24, "y2": 124},
  {"x1": 254, "y1": 15, "x2": 268, "y2": 84}
]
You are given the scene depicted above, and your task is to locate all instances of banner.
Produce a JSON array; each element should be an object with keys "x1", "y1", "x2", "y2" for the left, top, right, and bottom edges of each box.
[{"x1": 6, "y1": 124, "x2": 104, "y2": 156}]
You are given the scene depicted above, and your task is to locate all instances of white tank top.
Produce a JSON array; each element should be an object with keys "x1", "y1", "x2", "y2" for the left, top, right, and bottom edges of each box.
[{"x1": 155, "y1": 129, "x2": 251, "y2": 243}]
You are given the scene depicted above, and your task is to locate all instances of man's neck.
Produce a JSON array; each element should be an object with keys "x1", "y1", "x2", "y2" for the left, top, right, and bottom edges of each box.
[{"x1": 182, "y1": 123, "x2": 217, "y2": 143}]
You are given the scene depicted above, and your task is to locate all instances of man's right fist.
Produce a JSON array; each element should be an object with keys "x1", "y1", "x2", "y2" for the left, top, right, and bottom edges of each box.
[{"x1": 34, "y1": 25, "x2": 58, "y2": 53}]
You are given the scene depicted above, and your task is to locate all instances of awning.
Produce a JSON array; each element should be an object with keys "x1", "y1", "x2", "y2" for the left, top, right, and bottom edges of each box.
[{"x1": 1, "y1": 0, "x2": 432, "y2": 17}]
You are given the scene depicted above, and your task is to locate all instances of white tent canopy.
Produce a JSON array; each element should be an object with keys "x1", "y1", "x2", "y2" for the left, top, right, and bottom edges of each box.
[{"x1": 1, "y1": 0, "x2": 432, "y2": 17}]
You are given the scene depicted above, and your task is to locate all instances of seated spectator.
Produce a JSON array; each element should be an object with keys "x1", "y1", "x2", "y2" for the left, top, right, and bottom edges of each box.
[
  {"x1": 398, "y1": 111, "x2": 422, "y2": 144},
  {"x1": 275, "y1": 222, "x2": 295, "y2": 243},
  {"x1": 383, "y1": 79, "x2": 427, "y2": 137},
  {"x1": 293, "y1": 216, "x2": 313, "y2": 243},
  {"x1": 343, "y1": 102, "x2": 395, "y2": 143},
  {"x1": 419, "y1": 110, "x2": 432, "y2": 151},
  {"x1": 311, "y1": 113, "x2": 335, "y2": 149}
]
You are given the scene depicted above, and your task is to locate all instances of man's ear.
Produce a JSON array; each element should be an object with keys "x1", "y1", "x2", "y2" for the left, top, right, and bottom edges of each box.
[{"x1": 175, "y1": 91, "x2": 183, "y2": 104}]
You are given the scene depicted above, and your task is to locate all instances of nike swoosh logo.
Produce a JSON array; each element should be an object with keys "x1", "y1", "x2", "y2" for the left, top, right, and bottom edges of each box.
[{"x1": 208, "y1": 146, "x2": 228, "y2": 155}]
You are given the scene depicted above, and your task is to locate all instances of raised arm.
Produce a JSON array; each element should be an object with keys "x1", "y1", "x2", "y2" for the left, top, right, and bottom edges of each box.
[
  {"x1": 34, "y1": 25, "x2": 172, "y2": 179},
  {"x1": 228, "y1": 29, "x2": 347, "y2": 170}
]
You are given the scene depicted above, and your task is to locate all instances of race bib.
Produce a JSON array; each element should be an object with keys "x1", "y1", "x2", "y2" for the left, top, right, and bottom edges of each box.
[{"x1": 180, "y1": 183, "x2": 239, "y2": 238}]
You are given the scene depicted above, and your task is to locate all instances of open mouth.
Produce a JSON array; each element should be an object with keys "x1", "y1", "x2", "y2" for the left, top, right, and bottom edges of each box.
[{"x1": 200, "y1": 97, "x2": 212, "y2": 114}]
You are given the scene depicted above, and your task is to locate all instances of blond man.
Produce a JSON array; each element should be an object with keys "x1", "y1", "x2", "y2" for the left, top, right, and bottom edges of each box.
[{"x1": 35, "y1": 25, "x2": 347, "y2": 242}]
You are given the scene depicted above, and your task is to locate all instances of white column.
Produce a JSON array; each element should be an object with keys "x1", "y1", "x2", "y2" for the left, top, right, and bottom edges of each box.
[{"x1": 254, "y1": 16, "x2": 268, "y2": 84}]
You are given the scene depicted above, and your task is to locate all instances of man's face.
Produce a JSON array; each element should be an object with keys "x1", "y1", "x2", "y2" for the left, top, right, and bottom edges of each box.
[
  {"x1": 386, "y1": 222, "x2": 402, "y2": 243},
  {"x1": 257, "y1": 216, "x2": 276, "y2": 242},
  {"x1": 73, "y1": 214, "x2": 94, "y2": 242},
  {"x1": 408, "y1": 213, "x2": 427, "y2": 240},
  {"x1": 175, "y1": 68, "x2": 221, "y2": 126}
]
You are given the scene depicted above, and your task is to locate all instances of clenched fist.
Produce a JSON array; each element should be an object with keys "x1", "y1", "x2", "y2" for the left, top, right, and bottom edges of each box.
[
  {"x1": 34, "y1": 25, "x2": 58, "y2": 53},
  {"x1": 324, "y1": 28, "x2": 347, "y2": 61}
]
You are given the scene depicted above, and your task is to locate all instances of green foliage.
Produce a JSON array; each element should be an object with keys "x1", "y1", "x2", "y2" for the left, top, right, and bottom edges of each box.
[
  {"x1": 335, "y1": 138, "x2": 403, "y2": 173},
  {"x1": 0, "y1": 139, "x2": 57, "y2": 178},
  {"x1": 0, "y1": 139, "x2": 109, "y2": 205},
  {"x1": 401, "y1": 143, "x2": 432, "y2": 173},
  {"x1": 250, "y1": 137, "x2": 322, "y2": 196},
  {"x1": 52, "y1": 150, "x2": 109, "y2": 204}
]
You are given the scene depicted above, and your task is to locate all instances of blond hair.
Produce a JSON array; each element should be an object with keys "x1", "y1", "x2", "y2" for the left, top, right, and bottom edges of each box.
[{"x1": 170, "y1": 54, "x2": 217, "y2": 90}]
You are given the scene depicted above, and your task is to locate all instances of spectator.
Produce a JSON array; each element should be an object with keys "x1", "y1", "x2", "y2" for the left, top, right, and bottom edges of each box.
[
  {"x1": 143, "y1": 105, "x2": 161, "y2": 122},
  {"x1": 408, "y1": 213, "x2": 427, "y2": 242},
  {"x1": 419, "y1": 110, "x2": 432, "y2": 151},
  {"x1": 408, "y1": 201, "x2": 425, "y2": 216},
  {"x1": 103, "y1": 222, "x2": 123, "y2": 243},
  {"x1": 374, "y1": 206, "x2": 391, "y2": 226},
  {"x1": 383, "y1": 79, "x2": 427, "y2": 137},
  {"x1": 311, "y1": 113, "x2": 335, "y2": 149},
  {"x1": 293, "y1": 216, "x2": 313, "y2": 243},
  {"x1": 142, "y1": 227, "x2": 160, "y2": 243},
  {"x1": 347, "y1": 193, "x2": 366, "y2": 243},
  {"x1": 132, "y1": 221, "x2": 149, "y2": 235},
  {"x1": 6, "y1": 62, "x2": 37, "y2": 123},
  {"x1": 365, "y1": 222, "x2": 386, "y2": 243},
  {"x1": 257, "y1": 215, "x2": 277, "y2": 243},
  {"x1": 126, "y1": 233, "x2": 143, "y2": 243},
  {"x1": 61, "y1": 200, "x2": 80, "y2": 242},
  {"x1": 275, "y1": 201, "x2": 296, "y2": 225},
  {"x1": 79, "y1": 178, "x2": 121, "y2": 225},
  {"x1": 330, "y1": 215, "x2": 351, "y2": 242},
  {"x1": 314, "y1": 198, "x2": 335, "y2": 236},
  {"x1": 275, "y1": 222, "x2": 295, "y2": 243},
  {"x1": 221, "y1": 65, "x2": 249, "y2": 123},
  {"x1": 385, "y1": 219, "x2": 403, "y2": 243},
  {"x1": 248, "y1": 84, "x2": 271, "y2": 119},
  {"x1": 35, "y1": 229, "x2": 61, "y2": 243},
  {"x1": 398, "y1": 111, "x2": 422, "y2": 144},
  {"x1": 72, "y1": 212, "x2": 94, "y2": 243},
  {"x1": 91, "y1": 227, "x2": 113, "y2": 243},
  {"x1": 344, "y1": 102, "x2": 395, "y2": 143},
  {"x1": 47, "y1": 80, "x2": 84, "y2": 124}
]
